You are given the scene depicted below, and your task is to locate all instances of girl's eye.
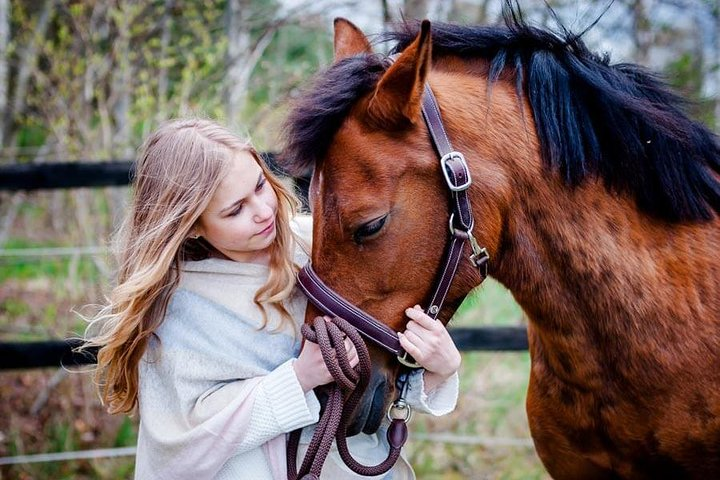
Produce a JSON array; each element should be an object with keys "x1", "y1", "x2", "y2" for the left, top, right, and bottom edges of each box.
[
  {"x1": 353, "y1": 215, "x2": 387, "y2": 244},
  {"x1": 229, "y1": 204, "x2": 243, "y2": 217},
  {"x1": 256, "y1": 177, "x2": 266, "y2": 192}
]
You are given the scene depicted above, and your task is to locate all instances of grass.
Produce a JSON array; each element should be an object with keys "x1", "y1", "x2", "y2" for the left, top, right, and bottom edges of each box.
[
  {"x1": 0, "y1": 238, "x2": 107, "y2": 342},
  {"x1": 1, "y1": 239, "x2": 548, "y2": 478},
  {"x1": 0, "y1": 239, "x2": 104, "y2": 284}
]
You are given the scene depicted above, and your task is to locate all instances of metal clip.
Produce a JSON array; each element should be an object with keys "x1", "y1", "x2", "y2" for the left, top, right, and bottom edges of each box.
[
  {"x1": 387, "y1": 399, "x2": 413, "y2": 423},
  {"x1": 467, "y1": 230, "x2": 490, "y2": 274},
  {"x1": 448, "y1": 213, "x2": 474, "y2": 237},
  {"x1": 448, "y1": 214, "x2": 490, "y2": 275}
]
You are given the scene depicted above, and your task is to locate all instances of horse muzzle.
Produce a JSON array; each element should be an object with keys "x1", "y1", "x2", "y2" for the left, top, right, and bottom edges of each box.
[{"x1": 346, "y1": 367, "x2": 389, "y2": 436}]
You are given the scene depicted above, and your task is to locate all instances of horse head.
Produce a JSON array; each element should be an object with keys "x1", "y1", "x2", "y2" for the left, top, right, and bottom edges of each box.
[{"x1": 283, "y1": 17, "x2": 512, "y2": 435}]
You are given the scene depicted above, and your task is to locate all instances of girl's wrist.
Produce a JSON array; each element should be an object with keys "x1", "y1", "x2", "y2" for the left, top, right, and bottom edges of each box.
[
  {"x1": 423, "y1": 369, "x2": 456, "y2": 393},
  {"x1": 292, "y1": 360, "x2": 314, "y2": 393}
]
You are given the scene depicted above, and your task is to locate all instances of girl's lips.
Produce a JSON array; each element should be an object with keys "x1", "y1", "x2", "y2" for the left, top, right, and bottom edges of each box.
[{"x1": 258, "y1": 220, "x2": 275, "y2": 236}]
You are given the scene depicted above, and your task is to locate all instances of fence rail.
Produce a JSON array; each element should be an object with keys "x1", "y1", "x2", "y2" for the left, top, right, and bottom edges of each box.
[
  {"x1": 0, "y1": 326, "x2": 528, "y2": 370},
  {"x1": 0, "y1": 154, "x2": 302, "y2": 191},
  {"x1": 0, "y1": 161, "x2": 135, "y2": 190}
]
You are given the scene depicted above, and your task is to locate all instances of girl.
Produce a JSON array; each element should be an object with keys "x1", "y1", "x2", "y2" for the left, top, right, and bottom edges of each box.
[{"x1": 86, "y1": 118, "x2": 461, "y2": 479}]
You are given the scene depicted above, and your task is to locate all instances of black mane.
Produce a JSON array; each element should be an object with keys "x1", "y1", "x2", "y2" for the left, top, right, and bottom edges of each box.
[{"x1": 282, "y1": 4, "x2": 720, "y2": 222}]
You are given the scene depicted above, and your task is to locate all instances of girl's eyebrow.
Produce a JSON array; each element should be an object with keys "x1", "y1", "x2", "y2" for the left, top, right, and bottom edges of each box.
[{"x1": 220, "y1": 173, "x2": 263, "y2": 215}]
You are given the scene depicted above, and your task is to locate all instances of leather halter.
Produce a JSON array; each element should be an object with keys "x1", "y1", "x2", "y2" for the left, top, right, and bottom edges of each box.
[{"x1": 296, "y1": 84, "x2": 490, "y2": 367}]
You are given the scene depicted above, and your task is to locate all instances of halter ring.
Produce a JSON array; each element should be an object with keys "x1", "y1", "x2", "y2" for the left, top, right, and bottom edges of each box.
[
  {"x1": 397, "y1": 351, "x2": 422, "y2": 369},
  {"x1": 387, "y1": 400, "x2": 413, "y2": 423}
]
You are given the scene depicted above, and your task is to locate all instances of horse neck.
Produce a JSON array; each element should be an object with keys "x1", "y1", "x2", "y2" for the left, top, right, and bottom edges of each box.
[
  {"x1": 431, "y1": 60, "x2": 718, "y2": 372},
  {"x1": 490, "y1": 168, "x2": 720, "y2": 381}
]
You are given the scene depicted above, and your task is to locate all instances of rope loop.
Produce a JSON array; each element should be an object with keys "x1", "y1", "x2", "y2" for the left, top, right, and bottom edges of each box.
[{"x1": 287, "y1": 316, "x2": 407, "y2": 479}]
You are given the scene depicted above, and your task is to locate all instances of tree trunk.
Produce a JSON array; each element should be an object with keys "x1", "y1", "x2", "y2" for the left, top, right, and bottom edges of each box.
[
  {"x1": 0, "y1": 0, "x2": 9, "y2": 149},
  {"x1": 111, "y1": 2, "x2": 133, "y2": 160},
  {"x1": 156, "y1": 0, "x2": 175, "y2": 123},
  {"x1": 404, "y1": 0, "x2": 428, "y2": 19},
  {"x1": 381, "y1": 0, "x2": 392, "y2": 24},
  {"x1": 631, "y1": 0, "x2": 653, "y2": 64},
  {"x1": 714, "y1": 0, "x2": 720, "y2": 132},
  {"x1": 427, "y1": 0, "x2": 452, "y2": 21},
  {"x1": 224, "y1": 0, "x2": 253, "y2": 128}
]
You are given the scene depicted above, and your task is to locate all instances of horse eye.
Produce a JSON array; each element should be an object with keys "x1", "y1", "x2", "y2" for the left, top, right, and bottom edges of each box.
[{"x1": 353, "y1": 216, "x2": 387, "y2": 244}]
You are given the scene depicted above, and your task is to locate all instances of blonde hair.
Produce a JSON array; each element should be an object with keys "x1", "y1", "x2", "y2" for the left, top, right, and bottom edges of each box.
[{"x1": 85, "y1": 118, "x2": 301, "y2": 415}]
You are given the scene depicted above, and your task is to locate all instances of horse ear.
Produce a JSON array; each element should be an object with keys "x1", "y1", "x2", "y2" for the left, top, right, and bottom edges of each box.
[
  {"x1": 366, "y1": 20, "x2": 432, "y2": 130},
  {"x1": 334, "y1": 18, "x2": 372, "y2": 62}
]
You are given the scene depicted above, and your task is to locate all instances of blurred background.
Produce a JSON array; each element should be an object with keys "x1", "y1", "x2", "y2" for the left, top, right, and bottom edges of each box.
[{"x1": 0, "y1": 0, "x2": 718, "y2": 478}]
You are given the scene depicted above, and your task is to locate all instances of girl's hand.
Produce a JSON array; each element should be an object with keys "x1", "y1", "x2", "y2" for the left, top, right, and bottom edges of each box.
[
  {"x1": 293, "y1": 317, "x2": 359, "y2": 393},
  {"x1": 399, "y1": 305, "x2": 461, "y2": 391}
]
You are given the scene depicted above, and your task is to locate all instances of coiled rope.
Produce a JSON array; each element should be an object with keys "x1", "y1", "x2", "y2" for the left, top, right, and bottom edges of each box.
[{"x1": 287, "y1": 316, "x2": 408, "y2": 479}]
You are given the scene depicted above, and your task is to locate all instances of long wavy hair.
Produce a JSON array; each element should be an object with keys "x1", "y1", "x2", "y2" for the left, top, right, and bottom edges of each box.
[{"x1": 84, "y1": 118, "x2": 301, "y2": 415}]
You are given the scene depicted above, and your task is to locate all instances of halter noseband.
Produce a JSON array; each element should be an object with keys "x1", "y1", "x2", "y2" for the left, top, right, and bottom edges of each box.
[{"x1": 296, "y1": 84, "x2": 490, "y2": 367}]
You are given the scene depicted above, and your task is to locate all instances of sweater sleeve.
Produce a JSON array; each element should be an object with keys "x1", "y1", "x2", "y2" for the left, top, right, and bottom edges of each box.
[
  {"x1": 137, "y1": 351, "x2": 320, "y2": 479},
  {"x1": 291, "y1": 214, "x2": 313, "y2": 249},
  {"x1": 192, "y1": 358, "x2": 320, "y2": 446},
  {"x1": 403, "y1": 369, "x2": 459, "y2": 416}
]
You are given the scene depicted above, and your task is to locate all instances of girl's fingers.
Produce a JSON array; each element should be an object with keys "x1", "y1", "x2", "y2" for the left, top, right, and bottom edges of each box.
[
  {"x1": 398, "y1": 332, "x2": 420, "y2": 358},
  {"x1": 405, "y1": 320, "x2": 443, "y2": 347},
  {"x1": 404, "y1": 320, "x2": 426, "y2": 336},
  {"x1": 405, "y1": 306, "x2": 440, "y2": 330},
  {"x1": 401, "y1": 330, "x2": 427, "y2": 354}
]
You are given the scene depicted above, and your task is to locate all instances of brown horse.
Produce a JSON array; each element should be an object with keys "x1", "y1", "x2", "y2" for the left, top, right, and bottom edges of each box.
[{"x1": 280, "y1": 6, "x2": 720, "y2": 480}]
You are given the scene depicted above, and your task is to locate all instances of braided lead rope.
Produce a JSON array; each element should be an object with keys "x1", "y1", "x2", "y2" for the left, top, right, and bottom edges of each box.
[{"x1": 287, "y1": 316, "x2": 408, "y2": 479}]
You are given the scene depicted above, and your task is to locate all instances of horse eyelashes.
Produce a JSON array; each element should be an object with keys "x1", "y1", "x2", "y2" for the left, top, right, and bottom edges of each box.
[{"x1": 353, "y1": 216, "x2": 388, "y2": 243}]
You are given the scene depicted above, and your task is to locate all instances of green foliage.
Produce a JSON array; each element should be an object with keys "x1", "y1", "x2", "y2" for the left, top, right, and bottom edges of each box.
[
  {"x1": 0, "y1": 297, "x2": 31, "y2": 317},
  {"x1": 665, "y1": 52, "x2": 716, "y2": 128},
  {"x1": 248, "y1": 23, "x2": 333, "y2": 142},
  {"x1": 15, "y1": 124, "x2": 47, "y2": 152},
  {"x1": 454, "y1": 279, "x2": 524, "y2": 327},
  {"x1": 113, "y1": 417, "x2": 137, "y2": 448}
]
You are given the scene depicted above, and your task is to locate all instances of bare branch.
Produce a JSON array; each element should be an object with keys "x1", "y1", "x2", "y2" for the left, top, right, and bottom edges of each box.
[
  {"x1": 0, "y1": 0, "x2": 10, "y2": 147},
  {"x1": 4, "y1": 0, "x2": 57, "y2": 149}
]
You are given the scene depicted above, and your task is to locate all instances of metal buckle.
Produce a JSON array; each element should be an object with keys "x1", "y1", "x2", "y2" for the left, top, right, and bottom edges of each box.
[
  {"x1": 440, "y1": 151, "x2": 472, "y2": 192},
  {"x1": 397, "y1": 351, "x2": 422, "y2": 369}
]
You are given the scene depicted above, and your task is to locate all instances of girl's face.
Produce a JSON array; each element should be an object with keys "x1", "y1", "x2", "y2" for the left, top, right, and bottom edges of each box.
[{"x1": 196, "y1": 150, "x2": 279, "y2": 264}]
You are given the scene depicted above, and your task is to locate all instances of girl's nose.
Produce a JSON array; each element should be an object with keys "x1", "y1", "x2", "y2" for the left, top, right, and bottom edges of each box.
[{"x1": 252, "y1": 197, "x2": 274, "y2": 222}]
